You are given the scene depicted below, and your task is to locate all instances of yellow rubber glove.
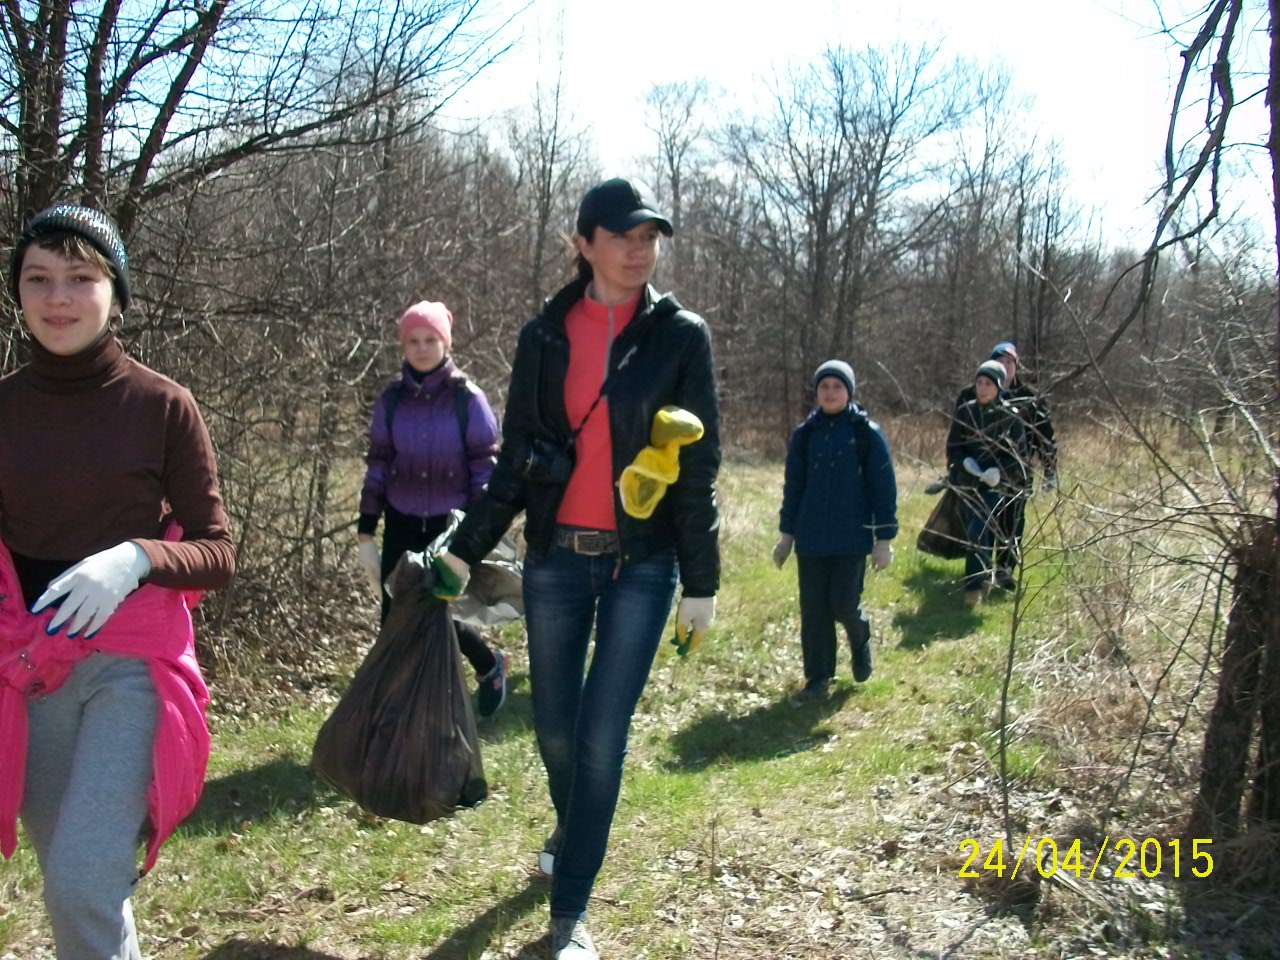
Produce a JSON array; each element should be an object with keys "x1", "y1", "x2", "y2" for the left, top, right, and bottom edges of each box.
[{"x1": 620, "y1": 406, "x2": 704, "y2": 519}]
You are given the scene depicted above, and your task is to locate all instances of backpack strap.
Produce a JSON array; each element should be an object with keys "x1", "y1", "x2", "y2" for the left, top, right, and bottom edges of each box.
[
  {"x1": 381, "y1": 382, "x2": 402, "y2": 441},
  {"x1": 453, "y1": 378, "x2": 472, "y2": 488},
  {"x1": 850, "y1": 409, "x2": 873, "y2": 482}
]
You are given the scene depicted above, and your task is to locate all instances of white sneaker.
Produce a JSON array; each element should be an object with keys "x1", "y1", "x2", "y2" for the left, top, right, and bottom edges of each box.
[
  {"x1": 550, "y1": 917, "x2": 597, "y2": 959},
  {"x1": 538, "y1": 823, "x2": 563, "y2": 877}
]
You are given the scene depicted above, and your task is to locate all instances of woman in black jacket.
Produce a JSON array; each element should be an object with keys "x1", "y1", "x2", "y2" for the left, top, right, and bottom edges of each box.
[{"x1": 437, "y1": 178, "x2": 720, "y2": 960}]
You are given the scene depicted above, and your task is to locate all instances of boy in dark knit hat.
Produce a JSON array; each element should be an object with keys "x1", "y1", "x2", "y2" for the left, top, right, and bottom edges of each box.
[
  {"x1": 773, "y1": 360, "x2": 897, "y2": 699},
  {"x1": 1, "y1": 203, "x2": 234, "y2": 958},
  {"x1": 953, "y1": 341, "x2": 1057, "y2": 587},
  {"x1": 947, "y1": 359, "x2": 1026, "y2": 606}
]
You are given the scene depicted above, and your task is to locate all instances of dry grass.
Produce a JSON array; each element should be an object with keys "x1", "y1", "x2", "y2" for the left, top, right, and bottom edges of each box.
[{"x1": 3, "y1": 419, "x2": 1278, "y2": 959}]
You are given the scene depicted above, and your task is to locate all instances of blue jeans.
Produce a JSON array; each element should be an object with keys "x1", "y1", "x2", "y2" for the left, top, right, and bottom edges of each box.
[
  {"x1": 962, "y1": 486, "x2": 1005, "y2": 590},
  {"x1": 523, "y1": 545, "x2": 678, "y2": 919}
]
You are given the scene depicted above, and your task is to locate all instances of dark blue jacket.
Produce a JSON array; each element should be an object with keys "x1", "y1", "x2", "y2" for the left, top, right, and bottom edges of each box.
[{"x1": 779, "y1": 405, "x2": 898, "y2": 557}]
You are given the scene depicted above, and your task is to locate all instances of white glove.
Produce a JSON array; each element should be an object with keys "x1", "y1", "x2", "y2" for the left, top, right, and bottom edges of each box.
[
  {"x1": 1041, "y1": 473, "x2": 1057, "y2": 494},
  {"x1": 981, "y1": 467, "x2": 1001, "y2": 488},
  {"x1": 33, "y1": 542, "x2": 152, "y2": 638},
  {"x1": 871, "y1": 540, "x2": 893, "y2": 571},
  {"x1": 358, "y1": 540, "x2": 382, "y2": 598},
  {"x1": 962, "y1": 457, "x2": 983, "y2": 477},
  {"x1": 772, "y1": 534, "x2": 794, "y2": 569},
  {"x1": 672, "y1": 595, "x2": 716, "y2": 656}
]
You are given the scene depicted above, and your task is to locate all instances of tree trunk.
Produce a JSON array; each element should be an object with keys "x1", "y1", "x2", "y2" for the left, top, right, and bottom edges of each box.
[
  {"x1": 1188, "y1": 525, "x2": 1274, "y2": 840},
  {"x1": 1263, "y1": 0, "x2": 1280, "y2": 833},
  {"x1": 311, "y1": 389, "x2": 339, "y2": 572},
  {"x1": 1247, "y1": 587, "x2": 1280, "y2": 824},
  {"x1": 1269, "y1": 0, "x2": 1279, "y2": 540}
]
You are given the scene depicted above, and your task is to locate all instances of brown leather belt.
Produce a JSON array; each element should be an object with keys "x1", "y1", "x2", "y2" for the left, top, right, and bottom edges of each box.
[{"x1": 553, "y1": 525, "x2": 619, "y2": 556}]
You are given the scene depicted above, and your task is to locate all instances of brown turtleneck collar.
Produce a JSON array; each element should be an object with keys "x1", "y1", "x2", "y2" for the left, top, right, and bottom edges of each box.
[{"x1": 25, "y1": 328, "x2": 128, "y2": 394}]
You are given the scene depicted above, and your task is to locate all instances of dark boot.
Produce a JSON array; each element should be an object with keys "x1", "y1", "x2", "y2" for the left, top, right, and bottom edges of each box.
[{"x1": 850, "y1": 616, "x2": 872, "y2": 683}]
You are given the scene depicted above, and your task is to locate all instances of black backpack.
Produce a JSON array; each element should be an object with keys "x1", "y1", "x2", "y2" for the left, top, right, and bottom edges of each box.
[{"x1": 380, "y1": 378, "x2": 473, "y2": 484}]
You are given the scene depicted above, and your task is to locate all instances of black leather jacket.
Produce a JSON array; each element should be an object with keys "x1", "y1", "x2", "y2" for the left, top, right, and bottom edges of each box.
[
  {"x1": 954, "y1": 381, "x2": 1056, "y2": 477},
  {"x1": 946, "y1": 397, "x2": 1028, "y2": 490},
  {"x1": 450, "y1": 276, "x2": 721, "y2": 597}
]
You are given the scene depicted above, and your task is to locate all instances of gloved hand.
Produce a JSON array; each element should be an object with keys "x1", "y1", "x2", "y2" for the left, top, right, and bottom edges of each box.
[
  {"x1": 980, "y1": 467, "x2": 1001, "y2": 488},
  {"x1": 1041, "y1": 472, "x2": 1057, "y2": 494},
  {"x1": 357, "y1": 539, "x2": 382, "y2": 598},
  {"x1": 772, "y1": 534, "x2": 794, "y2": 569},
  {"x1": 33, "y1": 541, "x2": 152, "y2": 638},
  {"x1": 430, "y1": 550, "x2": 470, "y2": 601},
  {"x1": 962, "y1": 456, "x2": 983, "y2": 478},
  {"x1": 671, "y1": 595, "x2": 715, "y2": 657},
  {"x1": 871, "y1": 539, "x2": 893, "y2": 571}
]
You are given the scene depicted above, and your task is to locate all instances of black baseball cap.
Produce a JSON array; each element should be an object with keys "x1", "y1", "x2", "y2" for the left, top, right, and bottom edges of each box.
[{"x1": 576, "y1": 178, "x2": 673, "y2": 237}]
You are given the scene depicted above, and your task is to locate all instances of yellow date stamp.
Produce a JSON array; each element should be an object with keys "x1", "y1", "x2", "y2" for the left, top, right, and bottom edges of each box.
[{"x1": 958, "y1": 836, "x2": 1214, "y2": 880}]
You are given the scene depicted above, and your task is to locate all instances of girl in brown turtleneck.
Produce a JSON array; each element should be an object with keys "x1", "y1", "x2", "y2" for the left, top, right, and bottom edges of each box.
[{"x1": 1, "y1": 204, "x2": 234, "y2": 958}]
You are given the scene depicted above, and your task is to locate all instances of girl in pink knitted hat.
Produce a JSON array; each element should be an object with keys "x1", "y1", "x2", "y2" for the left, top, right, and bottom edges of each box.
[{"x1": 356, "y1": 300, "x2": 508, "y2": 716}]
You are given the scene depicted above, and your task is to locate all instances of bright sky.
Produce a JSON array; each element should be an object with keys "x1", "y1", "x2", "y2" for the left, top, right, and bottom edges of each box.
[{"x1": 447, "y1": 0, "x2": 1274, "y2": 249}]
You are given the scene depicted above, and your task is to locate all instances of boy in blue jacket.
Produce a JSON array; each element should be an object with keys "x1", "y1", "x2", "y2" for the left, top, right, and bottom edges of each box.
[{"x1": 773, "y1": 360, "x2": 898, "y2": 700}]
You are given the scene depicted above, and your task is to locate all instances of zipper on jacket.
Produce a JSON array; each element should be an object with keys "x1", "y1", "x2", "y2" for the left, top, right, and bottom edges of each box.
[
  {"x1": 604, "y1": 300, "x2": 615, "y2": 385},
  {"x1": 607, "y1": 293, "x2": 671, "y2": 559}
]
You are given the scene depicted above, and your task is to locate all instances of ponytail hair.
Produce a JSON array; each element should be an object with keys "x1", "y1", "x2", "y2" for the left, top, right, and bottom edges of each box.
[{"x1": 566, "y1": 228, "x2": 595, "y2": 282}]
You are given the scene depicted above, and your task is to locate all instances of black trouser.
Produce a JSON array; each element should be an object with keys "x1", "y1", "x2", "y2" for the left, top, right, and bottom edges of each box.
[
  {"x1": 994, "y1": 492, "x2": 1027, "y2": 572},
  {"x1": 380, "y1": 506, "x2": 496, "y2": 678},
  {"x1": 796, "y1": 553, "x2": 869, "y2": 685}
]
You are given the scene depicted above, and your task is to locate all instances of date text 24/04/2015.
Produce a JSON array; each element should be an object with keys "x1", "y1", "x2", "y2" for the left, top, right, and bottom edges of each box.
[{"x1": 957, "y1": 837, "x2": 1214, "y2": 881}]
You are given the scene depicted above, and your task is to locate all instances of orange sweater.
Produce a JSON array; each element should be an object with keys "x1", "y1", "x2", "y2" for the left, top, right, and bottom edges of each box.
[{"x1": 555, "y1": 290, "x2": 640, "y2": 530}]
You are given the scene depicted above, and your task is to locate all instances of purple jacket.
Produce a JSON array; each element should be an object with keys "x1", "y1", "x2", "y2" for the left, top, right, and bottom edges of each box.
[{"x1": 358, "y1": 360, "x2": 499, "y2": 528}]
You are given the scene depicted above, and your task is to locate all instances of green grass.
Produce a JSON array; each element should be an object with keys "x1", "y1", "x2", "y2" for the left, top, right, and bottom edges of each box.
[{"x1": 0, "y1": 451, "x2": 1257, "y2": 959}]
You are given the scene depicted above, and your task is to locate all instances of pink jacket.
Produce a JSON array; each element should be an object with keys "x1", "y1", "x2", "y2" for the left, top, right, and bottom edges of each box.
[{"x1": 0, "y1": 539, "x2": 209, "y2": 873}]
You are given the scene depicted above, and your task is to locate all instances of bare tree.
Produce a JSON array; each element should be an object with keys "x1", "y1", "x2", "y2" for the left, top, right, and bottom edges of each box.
[
  {"x1": 717, "y1": 42, "x2": 986, "y2": 428},
  {"x1": 646, "y1": 78, "x2": 709, "y2": 287},
  {"x1": 507, "y1": 27, "x2": 587, "y2": 310},
  {"x1": 0, "y1": 0, "x2": 512, "y2": 237},
  {"x1": 1050, "y1": 0, "x2": 1251, "y2": 389}
]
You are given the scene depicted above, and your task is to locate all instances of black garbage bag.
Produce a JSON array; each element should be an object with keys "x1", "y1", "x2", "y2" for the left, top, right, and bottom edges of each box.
[
  {"x1": 916, "y1": 486, "x2": 968, "y2": 560},
  {"x1": 312, "y1": 551, "x2": 487, "y2": 822}
]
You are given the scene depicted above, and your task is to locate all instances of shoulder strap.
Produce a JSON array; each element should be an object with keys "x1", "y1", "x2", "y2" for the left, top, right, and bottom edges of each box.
[
  {"x1": 381, "y1": 382, "x2": 402, "y2": 440},
  {"x1": 453, "y1": 377, "x2": 471, "y2": 443},
  {"x1": 454, "y1": 377, "x2": 472, "y2": 488},
  {"x1": 797, "y1": 411, "x2": 817, "y2": 460},
  {"x1": 850, "y1": 409, "x2": 873, "y2": 481}
]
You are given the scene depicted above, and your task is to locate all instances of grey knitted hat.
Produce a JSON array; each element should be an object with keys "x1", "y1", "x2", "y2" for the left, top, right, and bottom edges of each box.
[
  {"x1": 10, "y1": 204, "x2": 130, "y2": 310},
  {"x1": 813, "y1": 359, "x2": 855, "y2": 397},
  {"x1": 976, "y1": 359, "x2": 1007, "y2": 389}
]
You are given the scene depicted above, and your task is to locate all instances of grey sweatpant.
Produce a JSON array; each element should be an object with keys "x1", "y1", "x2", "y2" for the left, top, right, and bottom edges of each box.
[{"x1": 21, "y1": 653, "x2": 157, "y2": 960}]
